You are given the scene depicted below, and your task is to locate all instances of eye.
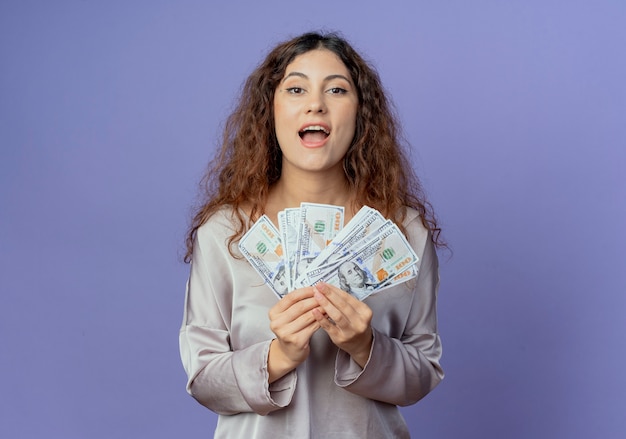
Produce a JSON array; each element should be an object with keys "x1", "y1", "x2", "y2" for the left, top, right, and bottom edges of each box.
[
  {"x1": 286, "y1": 87, "x2": 304, "y2": 94},
  {"x1": 327, "y1": 87, "x2": 348, "y2": 95}
]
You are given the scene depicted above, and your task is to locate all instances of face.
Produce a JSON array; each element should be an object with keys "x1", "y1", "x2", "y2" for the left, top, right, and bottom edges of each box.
[
  {"x1": 339, "y1": 261, "x2": 365, "y2": 288},
  {"x1": 274, "y1": 49, "x2": 358, "y2": 176}
]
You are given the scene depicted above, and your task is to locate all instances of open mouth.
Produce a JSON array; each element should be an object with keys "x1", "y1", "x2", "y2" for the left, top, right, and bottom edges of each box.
[{"x1": 298, "y1": 125, "x2": 330, "y2": 143}]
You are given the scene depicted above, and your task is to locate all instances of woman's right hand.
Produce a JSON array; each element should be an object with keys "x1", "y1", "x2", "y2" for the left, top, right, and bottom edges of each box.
[{"x1": 267, "y1": 287, "x2": 322, "y2": 382}]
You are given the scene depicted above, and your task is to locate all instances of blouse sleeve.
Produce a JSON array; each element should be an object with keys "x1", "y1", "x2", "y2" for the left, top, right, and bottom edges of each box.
[
  {"x1": 179, "y1": 222, "x2": 296, "y2": 416},
  {"x1": 334, "y1": 221, "x2": 444, "y2": 406}
]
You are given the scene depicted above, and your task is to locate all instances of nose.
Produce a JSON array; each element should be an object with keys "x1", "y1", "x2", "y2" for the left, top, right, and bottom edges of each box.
[{"x1": 306, "y1": 92, "x2": 326, "y2": 113}]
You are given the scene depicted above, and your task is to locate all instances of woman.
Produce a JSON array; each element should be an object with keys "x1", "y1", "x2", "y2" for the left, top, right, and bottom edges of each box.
[{"x1": 180, "y1": 31, "x2": 444, "y2": 438}]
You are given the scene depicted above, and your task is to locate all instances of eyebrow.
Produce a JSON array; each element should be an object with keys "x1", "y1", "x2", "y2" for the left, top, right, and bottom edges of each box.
[{"x1": 282, "y1": 72, "x2": 352, "y2": 84}]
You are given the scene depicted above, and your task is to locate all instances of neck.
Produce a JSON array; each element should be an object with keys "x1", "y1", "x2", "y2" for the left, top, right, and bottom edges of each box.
[{"x1": 265, "y1": 167, "x2": 355, "y2": 220}]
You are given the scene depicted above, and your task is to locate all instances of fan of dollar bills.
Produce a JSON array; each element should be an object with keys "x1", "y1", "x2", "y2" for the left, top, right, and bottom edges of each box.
[{"x1": 238, "y1": 203, "x2": 420, "y2": 299}]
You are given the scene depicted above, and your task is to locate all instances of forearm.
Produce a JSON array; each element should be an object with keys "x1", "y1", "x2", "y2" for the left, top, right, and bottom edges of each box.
[
  {"x1": 343, "y1": 326, "x2": 373, "y2": 368},
  {"x1": 335, "y1": 327, "x2": 443, "y2": 406},
  {"x1": 267, "y1": 339, "x2": 302, "y2": 383},
  {"x1": 181, "y1": 327, "x2": 296, "y2": 415}
]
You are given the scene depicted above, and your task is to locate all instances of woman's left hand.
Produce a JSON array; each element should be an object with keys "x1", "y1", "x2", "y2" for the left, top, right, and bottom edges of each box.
[{"x1": 311, "y1": 282, "x2": 373, "y2": 368}]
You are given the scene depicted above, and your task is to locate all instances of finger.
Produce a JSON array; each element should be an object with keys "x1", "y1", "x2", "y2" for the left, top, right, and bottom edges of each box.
[
  {"x1": 284, "y1": 297, "x2": 322, "y2": 321},
  {"x1": 311, "y1": 308, "x2": 337, "y2": 332},
  {"x1": 273, "y1": 319, "x2": 321, "y2": 353},
  {"x1": 313, "y1": 286, "x2": 347, "y2": 328},
  {"x1": 271, "y1": 301, "x2": 323, "y2": 336},
  {"x1": 300, "y1": 318, "x2": 322, "y2": 337},
  {"x1": 286, "y1": 305, "x2": 323, "y2": 333},
  {"x1": 277, "y1": 315, "x2": 321, "y2": 337},
  {"x1": 314, "y1": 283, "x2": 362, "y2": 319},
  {"x1": 317, "y1": 282, "x2": 371, "y2": 319},
  {"x1": 272, "y1": 287, "x2": 316, "y2": 313},
  {"x1": 316, "y1": 282, "x2": 356, "y2": 309},
  {"x1": 314, "y1": 284, "x2": 373, "y2": 336},
  {"x1": 269, "y1": 292, "x2": 318, "y2": 321}
]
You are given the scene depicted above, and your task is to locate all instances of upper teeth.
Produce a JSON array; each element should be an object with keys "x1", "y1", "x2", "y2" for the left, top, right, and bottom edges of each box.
[{"x1": 302, "y1": 125, "x2": 329, "y2": 134}]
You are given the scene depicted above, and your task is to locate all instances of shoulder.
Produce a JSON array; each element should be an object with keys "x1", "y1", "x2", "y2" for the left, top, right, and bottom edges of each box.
[
  {"x1": 401, "y1": 208, "x2": 439, "y2": 283},
  {"x1": 195, "y1": 206, "x2": 246, "y2": 255},
  {"x1": 197, "y1": 206, "x2": 242, "y2": 239},
  {"x1": 401, "y1": 207, "x2": 430, "y2": 254}
]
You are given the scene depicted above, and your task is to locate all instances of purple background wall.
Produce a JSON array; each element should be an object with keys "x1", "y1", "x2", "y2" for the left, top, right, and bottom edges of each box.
[{"x1": 1, "y1": 1, "x2": 624, "y2": 438}]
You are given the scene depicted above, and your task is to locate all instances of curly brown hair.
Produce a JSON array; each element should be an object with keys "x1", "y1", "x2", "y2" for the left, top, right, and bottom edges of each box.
[{"x1": 184, "y1": 31, "x2": 443, "y2": 263}]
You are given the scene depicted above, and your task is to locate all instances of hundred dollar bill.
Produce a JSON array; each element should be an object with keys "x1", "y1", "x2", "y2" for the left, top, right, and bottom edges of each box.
[
  {"x1": 278, "y1": 207, "x2": 300, "y2": 292},
  {"x1": 292, "y1": 203, "x2": 344, "y2": 288},
  {"x1": 305, "y1": 222, "x2": 418, "y2": 299},
  {"x1": 302, "y1": 219, "x2": 395, "y2": 285},
  {"x1": 301, "y1": 206, "x2": 387, "y2": 280},
  {"x1": 238, "y1": 215, "x2": 287, "y2": 298},
  {"x1": 377, "y1": 264, "x2": 418, "y2": 292}
]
